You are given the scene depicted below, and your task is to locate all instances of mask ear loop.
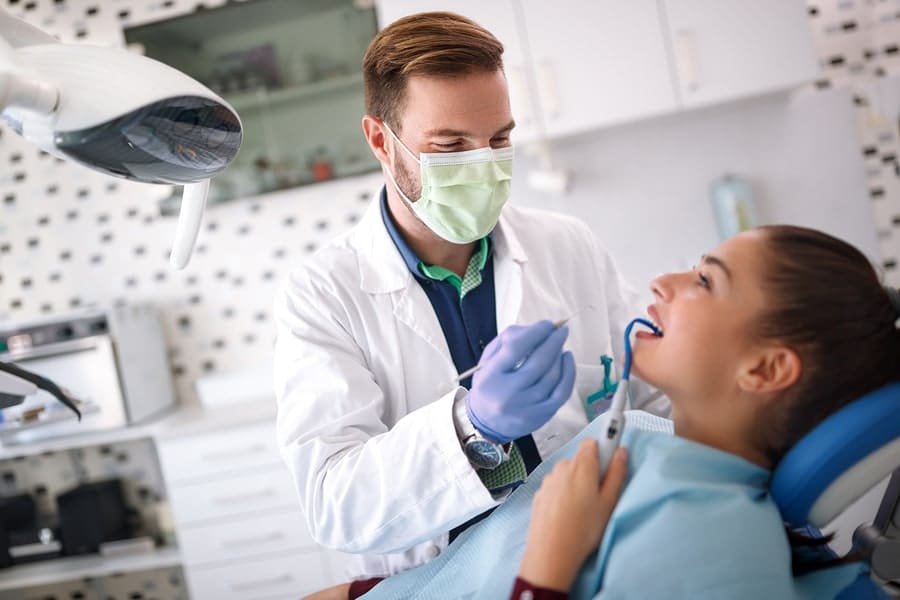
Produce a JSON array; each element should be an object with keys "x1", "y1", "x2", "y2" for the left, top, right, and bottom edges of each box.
[
  {"x1": 381, "y1": 122, "x2": 423, "y2": 207},
  {"x1": 381, "y1": 122, "x2": 421, "y2": 164}
]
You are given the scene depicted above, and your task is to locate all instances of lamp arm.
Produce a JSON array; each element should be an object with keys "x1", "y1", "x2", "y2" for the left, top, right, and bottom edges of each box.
[{"x1": 1, "y1": 7, "x2": 59, "y2": 48}]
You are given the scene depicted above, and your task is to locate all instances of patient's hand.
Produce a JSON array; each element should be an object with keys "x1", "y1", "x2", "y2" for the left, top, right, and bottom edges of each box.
[{"x1": 518, "y1": 440, "x2": 628, "y2": 592}]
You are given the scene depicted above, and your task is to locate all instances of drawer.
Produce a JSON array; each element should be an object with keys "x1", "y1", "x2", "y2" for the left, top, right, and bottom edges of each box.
[
  {"x1": 179, "y1": 507, "x2": 315, "y2": 566},
  {"x1": 158, "y1": 421, "x2": 282, "y2": 484},
  {"x1": 187, "y1": 550, "x2": 333, "y2": 600},
  {"x1": 169, "y1": 467, "x2": 298, "y2": 525}
]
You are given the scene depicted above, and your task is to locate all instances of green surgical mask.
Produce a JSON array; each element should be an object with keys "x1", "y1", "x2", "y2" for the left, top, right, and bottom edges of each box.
[{"x1": 383, "y1": 123, "x2": 514, "y2": 244}]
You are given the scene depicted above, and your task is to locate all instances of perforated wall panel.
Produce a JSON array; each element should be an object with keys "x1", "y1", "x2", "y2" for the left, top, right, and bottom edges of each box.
[
  {"x1": 1, "y1": 0, "x2": 899, "y2": 405},
  {"x1": 806, "y1": 0, "x2": 900, "y2": 283}
]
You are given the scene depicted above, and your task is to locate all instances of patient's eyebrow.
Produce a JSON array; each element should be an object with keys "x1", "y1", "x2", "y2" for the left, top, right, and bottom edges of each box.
[{"x1": 701, "y1": 254, "x2": 732, "y2": 281}]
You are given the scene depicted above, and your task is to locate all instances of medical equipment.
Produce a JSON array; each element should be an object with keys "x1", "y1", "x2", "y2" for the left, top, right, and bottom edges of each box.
[
  {"x1": 0, "y1": 7, "x2": 242, "y2": 270},
  {"x1": 0, "y1": 305, "x2": 176, "y2": 445},
  {"x1": 595, "y1": 317, "x2": 662, "y2": 478},
  {"x1": 772, "y1": 382, "x2": 900, "y2": 586},
  {"x1": 0, "y1": 7, "x2": 242, "y2": 416},
  {"x1": 453, "y1": 310, "x2": 586, "y2": 384}
]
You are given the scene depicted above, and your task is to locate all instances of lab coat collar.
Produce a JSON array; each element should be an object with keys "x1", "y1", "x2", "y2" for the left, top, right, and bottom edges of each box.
[
  {"x1": 355, "y1": 189, "x2": 412, "y2": 294},
  {"x1": 353, "y1": 187, "x2": 528, "y2": 295}
]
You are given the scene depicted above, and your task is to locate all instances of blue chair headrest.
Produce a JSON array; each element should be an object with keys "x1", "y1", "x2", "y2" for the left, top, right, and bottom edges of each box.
[{"x1": 772, "y1": 382, "x2": 900, "y2": 528}]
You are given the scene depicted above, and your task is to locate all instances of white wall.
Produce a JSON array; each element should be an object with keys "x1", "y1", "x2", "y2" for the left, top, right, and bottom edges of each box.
[{"x1": 510, "y1": 87, "x2": 880, "y2": 297}]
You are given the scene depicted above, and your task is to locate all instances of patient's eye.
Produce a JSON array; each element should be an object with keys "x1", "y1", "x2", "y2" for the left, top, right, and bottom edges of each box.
[{"x1": 697, "y1": 271, "x2": 711, "y2": 290}]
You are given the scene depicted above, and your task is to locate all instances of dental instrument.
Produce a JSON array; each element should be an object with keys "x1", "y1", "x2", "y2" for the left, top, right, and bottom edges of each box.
[
  {"x1": 452, "y1": 308, "x2": 588, "y2": 384},
  {"x1": 596, "y1": 317, "x2": 662, "y2": 478}
]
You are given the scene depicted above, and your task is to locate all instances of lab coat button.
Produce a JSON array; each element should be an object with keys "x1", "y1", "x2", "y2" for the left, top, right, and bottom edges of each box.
[{"x1": 426, "y1": 545, "x2": 441, "y2": 559}]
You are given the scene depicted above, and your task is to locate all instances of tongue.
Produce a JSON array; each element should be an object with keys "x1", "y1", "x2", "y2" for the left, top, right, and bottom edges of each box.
[{"x1": 635, "y1": 330, "x2": 661, "y2": 340}]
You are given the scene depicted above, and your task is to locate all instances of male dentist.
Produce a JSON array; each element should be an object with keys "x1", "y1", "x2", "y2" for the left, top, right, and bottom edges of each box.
[{"x1": 274, "y1": 11, "x2": 667, "y2": 580}]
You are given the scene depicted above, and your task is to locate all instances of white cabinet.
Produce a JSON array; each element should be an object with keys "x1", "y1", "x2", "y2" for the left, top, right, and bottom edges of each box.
[
  {"x1": 376, "y1": 0, "x2": 819, "y2": 142},
  {"x1": 375, "y1": 0, "x2": 541, "y2": 142},
  {"x1": 158, "y1": 420, "x2": 352, "y2": 600},
  {"x1": 661, "y1": 0, "x2": 819, "y2": 109},
  {"x1": 520, "y1": 1, "x2": 678, "y2": 139}
]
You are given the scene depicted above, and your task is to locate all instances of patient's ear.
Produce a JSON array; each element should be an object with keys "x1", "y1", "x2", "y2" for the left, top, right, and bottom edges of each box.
[{"x1": 737, "y1": 346, "x2": 802, "y2": 395}]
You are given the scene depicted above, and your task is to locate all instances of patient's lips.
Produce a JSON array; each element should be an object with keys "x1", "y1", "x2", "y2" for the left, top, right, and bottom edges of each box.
[{"x1": 644, "y1": 305, "x2": 665, "y2": 337}]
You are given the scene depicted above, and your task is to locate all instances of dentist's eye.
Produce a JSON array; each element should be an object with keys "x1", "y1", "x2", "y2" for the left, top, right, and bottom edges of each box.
[{"x1": 434, "y1": 141, "x2": 463, "y2": 150}]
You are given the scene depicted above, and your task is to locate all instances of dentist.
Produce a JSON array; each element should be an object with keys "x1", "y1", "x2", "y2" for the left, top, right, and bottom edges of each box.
[{"x1": 274, "y1": 11, "x2": 667, "y2": 581}]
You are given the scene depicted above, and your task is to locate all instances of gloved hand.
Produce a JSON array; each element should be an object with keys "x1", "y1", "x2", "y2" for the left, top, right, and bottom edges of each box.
[{"x1": 466, "y1": 320, "x2": 576, "y2": 443}]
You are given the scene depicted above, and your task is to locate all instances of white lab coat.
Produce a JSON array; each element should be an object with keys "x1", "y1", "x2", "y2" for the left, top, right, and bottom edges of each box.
[{"x1": 273, "y1": 194, "x2": 668, "y2": 579}]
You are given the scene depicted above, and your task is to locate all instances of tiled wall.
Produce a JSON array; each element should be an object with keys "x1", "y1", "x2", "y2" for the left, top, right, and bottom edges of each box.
[
  {"x1": 1, "y1": 0, "x2": 899, "y2": 405},
  {"x1": 806, "y1": 0, "x2": 900, "y2": 280}
]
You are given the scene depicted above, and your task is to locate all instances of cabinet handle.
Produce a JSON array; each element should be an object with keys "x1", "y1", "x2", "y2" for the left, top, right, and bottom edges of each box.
[
  {"x1": 201, "y1": 442, "x2": 268, "y2": 462},
  {"x1": 536, "y1": 59, "x2": 561, "y2": 120},
  {"x1": 673, "y1": 29, "x2": 701, "y2": 92},
  {"x1": 212, "y1": 487, "x2": 276, "y2": 506},
  {"x1": 221, "y1": 531, "x2": 285, "y2": 549},
  {"x1": 230, "y1": 573, "x2": 292, "y2": 592}
]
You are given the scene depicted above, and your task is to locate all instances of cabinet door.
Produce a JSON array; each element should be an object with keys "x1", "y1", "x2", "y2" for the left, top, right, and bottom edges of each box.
[
  {"x1": 661, "y1": 0, "x2": 819, "y2": 109},
  {"x1": 375, "y1": 0, "x2": 540, "y2": 143},
  {"x1": 521, "y1": 0, "x2": 679, "y2": 139}
]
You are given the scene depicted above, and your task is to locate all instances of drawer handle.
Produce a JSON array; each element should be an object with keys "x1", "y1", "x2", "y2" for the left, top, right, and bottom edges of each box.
[
  {"x1": 230, "y1": 573, "x2": 292, "y2": 592},
  {"x1": 201, "y1": 443, "x2": 268, "y2": 462},
  {"x1": 212, "y1": 488, "x2": 276, "y2": 506},
  {"x1": 221, "y1": 531, "x2": 284, "y2": 549}
]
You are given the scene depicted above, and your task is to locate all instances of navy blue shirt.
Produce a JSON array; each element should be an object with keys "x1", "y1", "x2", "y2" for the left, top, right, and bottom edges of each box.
[{"x1": 379, "y1": 188, "x2": 497, "y2": 388}]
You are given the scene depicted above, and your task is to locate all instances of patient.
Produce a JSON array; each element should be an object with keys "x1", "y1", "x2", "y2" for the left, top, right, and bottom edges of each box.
[{"x1": 320, "y1": 225, "x2": 900, "y2": 599}]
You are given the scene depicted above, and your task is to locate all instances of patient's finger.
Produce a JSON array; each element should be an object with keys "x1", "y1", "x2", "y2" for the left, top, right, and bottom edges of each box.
[
  {"x1": 574, "y1": 438, "x2": 600, "y2": 474},
  {"x1": 599, "y1": 447, "x2": 628, "y2": 505}
]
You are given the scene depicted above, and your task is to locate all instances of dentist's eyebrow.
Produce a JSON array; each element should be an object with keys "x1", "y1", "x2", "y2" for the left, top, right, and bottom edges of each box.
[
  {"x1": 424, "y1": 120, "x2": 516, "y2": 138},
  {"x1": 701, "y1": 254, "x2": 733, "y2": 281}
]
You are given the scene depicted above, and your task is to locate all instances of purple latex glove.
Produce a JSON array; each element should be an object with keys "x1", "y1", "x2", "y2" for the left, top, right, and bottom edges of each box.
[{"x1": 466, "y1": 320, "x2": 576, "y2": 443}]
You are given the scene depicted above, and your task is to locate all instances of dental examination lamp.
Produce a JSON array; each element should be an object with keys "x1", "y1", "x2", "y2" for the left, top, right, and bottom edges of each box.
[
  {"x1": 0, "y1": 7, "x2": 242, "y2": 270},
  {"x1": 0, "y1": 8, "x2": 242, "y2": 417}
]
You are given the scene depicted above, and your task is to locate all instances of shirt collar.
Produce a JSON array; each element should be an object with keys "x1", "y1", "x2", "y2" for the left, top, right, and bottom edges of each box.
[{"x1": 379, "y1": 187, "x2": 493, "y2": 277}]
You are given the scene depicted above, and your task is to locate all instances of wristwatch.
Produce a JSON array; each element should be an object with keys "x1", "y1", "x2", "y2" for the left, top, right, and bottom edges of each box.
[{"x1": 453, "y1": 396, "x2": 509, "y2": 470}]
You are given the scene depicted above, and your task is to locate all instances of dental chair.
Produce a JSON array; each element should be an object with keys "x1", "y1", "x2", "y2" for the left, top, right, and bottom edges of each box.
[{"x1": 772, "y1": 382, "x2": 900, "y2": 598}]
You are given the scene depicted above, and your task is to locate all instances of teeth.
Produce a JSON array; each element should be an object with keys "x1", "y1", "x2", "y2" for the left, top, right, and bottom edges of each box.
[{"x1": 649, "y1": 317, "x2": 664, "y2": 336}]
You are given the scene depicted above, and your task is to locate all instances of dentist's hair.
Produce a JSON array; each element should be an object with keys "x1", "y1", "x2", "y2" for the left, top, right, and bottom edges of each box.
[
  {"x1": 755, "y1": 225, "x2": 900, "y2": 464},
  {"x1": 363, "y1": 11, "x2": 504, "y2": 131}
]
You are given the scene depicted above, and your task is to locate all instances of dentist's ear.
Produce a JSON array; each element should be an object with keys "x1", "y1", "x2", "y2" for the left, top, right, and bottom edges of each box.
[
  {"x1": 737, "y1": 346, "x2": 802, "y2": 395},
  {"x1": 362, "y1": 115, "x2": 392, "y2": 165}
]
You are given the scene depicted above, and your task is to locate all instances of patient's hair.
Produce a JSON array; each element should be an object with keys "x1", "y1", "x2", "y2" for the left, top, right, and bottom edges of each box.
[
  {"x1": 363, "y1": 11, "x2": 504, "y2": 131},
  {"x1": 754, "y1": 225, "x2": 900, "y2": 574},
  {"x1": 755, "y1": 225, "x2": 900, "y2": 464}
]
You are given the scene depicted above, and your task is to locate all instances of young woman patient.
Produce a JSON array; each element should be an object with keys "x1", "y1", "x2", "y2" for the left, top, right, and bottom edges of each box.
[{"x1": 332, "y1": 225, "x2": 900, "y2": 599}]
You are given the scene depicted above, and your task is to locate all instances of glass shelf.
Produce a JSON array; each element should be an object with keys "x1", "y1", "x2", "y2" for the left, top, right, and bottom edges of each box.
[
  {"x1": 125, "y1": 0, "x2": 379, "y2": 205},
  {"x1": 225, "y1": 73, "x2": 364, "y2": 113}
]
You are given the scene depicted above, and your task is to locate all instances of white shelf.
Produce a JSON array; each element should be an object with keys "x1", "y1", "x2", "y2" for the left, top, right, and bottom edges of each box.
[
  {"x1": 225, "y1": 73, "x2": 363, "y2": 112},
  {"x1": 0, "y1": 546, "x2": 181, "y2": 591},
  {"x1": 0, "y1": 411, "x2": 166, "y2": 461}
]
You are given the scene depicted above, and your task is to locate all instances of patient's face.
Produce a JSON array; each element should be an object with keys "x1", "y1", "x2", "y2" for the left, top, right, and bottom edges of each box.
[{"x1": 632, "y1": 231, "x2": 770, "y2": 415}]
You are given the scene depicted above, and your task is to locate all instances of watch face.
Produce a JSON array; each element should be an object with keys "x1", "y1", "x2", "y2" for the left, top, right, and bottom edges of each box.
[{"x1": 465, "y1": 439, "x2": 503, "y2": 469}]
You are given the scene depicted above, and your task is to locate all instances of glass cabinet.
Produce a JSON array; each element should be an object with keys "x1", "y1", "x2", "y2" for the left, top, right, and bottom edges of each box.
[{"x1": 125, "y1": 0, "x2": 380, "y2": 205}]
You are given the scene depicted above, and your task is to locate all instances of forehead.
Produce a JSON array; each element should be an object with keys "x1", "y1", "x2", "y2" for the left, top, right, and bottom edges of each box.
[
  {"x1": 712, "y1": 230, "x2": 770, "y2": 304},
  {"x1": 397, "y1": 70, "x2": 512, "y2": 136}
]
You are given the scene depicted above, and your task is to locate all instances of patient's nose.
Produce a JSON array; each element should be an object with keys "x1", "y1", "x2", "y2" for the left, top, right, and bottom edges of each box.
[{"x1": 650, "y1": 275, "x2": 671, "y2": 301}]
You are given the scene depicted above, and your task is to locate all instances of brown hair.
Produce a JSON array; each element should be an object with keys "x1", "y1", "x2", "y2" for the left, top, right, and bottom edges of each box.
[
  {"x1": 363, "y1": 12, "x2": 504, "y2": 131},
  {"x1": 756, "y1": 225, "x2": 900, "y2": 463},
  {"x1": 755, "y1": 225, "x2": 900, "y2": 574}
]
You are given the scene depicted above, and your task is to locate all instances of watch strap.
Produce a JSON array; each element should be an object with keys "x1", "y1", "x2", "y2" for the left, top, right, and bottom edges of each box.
[{"x1": 477, "y1": 442, "x2": 527, "y2": 492}]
